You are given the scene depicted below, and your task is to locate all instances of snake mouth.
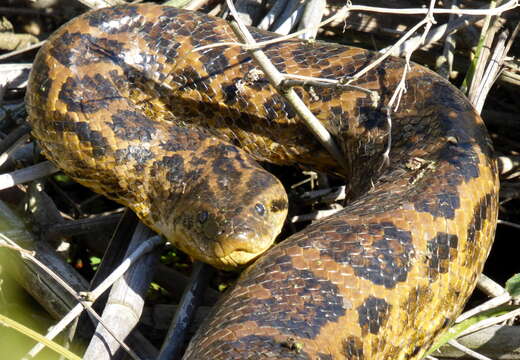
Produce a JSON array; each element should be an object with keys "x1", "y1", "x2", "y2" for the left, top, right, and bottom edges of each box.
[{"x1": 213, "y1": 229, "x2": 273, "y2": 267}]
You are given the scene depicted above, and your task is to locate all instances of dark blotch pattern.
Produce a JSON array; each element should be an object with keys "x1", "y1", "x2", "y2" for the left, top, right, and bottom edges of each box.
[
  {"x1": 110, "y1": 110, "x2": 156, "y2": 141},
  {"x1": 151, "y1": 155, "x2": 185, "y2": 184},
  {"x1": 263, "y1": 94, "x2": 296, "y2": 121},
  {"x1": 199, "y1": 46, "x2": 231, "y2": 76},
  {"x1": 343, "y1": 336, "x2": 364, "y2": 359},
  {"x1": 440, "y1": 143, "x2": 480, "y2": 183},
  {"x1": 50, "y1": 32, "x2": 125, "y2": 67},
  {"x1": 142, "y1": 28, "x2": 181, "y2": 60},
  {"x1": 467, "y1": 193, "x2": 493, "y2": 243},
  {"x1": 59, "y1": 74, "x2": 121, "y2": 113},
  {"x1": 29, "y1": 55, "x2": 52, "y2": 100},
  {"x1": 356, "y1": 97, "x2": 387, "y2": 130},
  {"x1": 208, "y1": 335, "x2": 312, "y2": 359},
  {"x1": 426, "y1": 232, "x2": 459, "y2": 279},
  {"x1": 432, "y1": 82, "x2": 473, "y2": 113},
  {"x1": 414, "y1": 190, "x2": 461, "y2": 219},
  {"x1": 220, "y1": 78, "x2": 250, "y2": 108},
  {"x1": 174, "y1": 66, "x2": 213, "y2": 93},
  {"x1": 219, "y1": 266, "x2": 346, "y2": 339},
  {"x1": 357, "y1": 296, "x2": 391, "y2": 335},
  {"x1": 159, "y1": 127, "x2": 207, "y2": 152},
  {"x1": 321, "y1": 221, "x2": 415, "y2": 288},
  {"x1": 85, "y1": 5, "x2": 140, "y2": 32},
  {"x1": 51, "y1": 114, "x2": 109, "y2": 158},
  {"x1": 212, "y1": 157, "x2": 240, "y2": 178}
]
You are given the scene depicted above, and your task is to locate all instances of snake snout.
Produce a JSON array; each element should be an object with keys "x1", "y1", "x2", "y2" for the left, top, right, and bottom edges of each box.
[{"x1": 214, "y1": 227, "x2": 264, "y2": 259}]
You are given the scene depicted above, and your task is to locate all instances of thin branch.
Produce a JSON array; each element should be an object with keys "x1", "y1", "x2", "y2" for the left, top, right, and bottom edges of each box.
[
  {"x1": 25, "y1": 235, "x2": 164, "y2": 358},
  {"x1": 297, "y1": 0, "x2": 326, "y2": 40},
  {"x1": 0, "y1": 233, "x2": 137, "y2": 359},
  {"x1": 0, "y1": 160, "x2": 58, "y2": 190},
  {"x1": 193, "y1": 1, "x2": 518, "y2": 55},
  {"x1": 347, "y1": 17, "x2": 430, "y2": 83},
  {"x1": 458, "y1": 307, "x2": 520, "y2": 337},
  {"x1": 456, "y1": 293, "x2": 511, "y2": 323},
  {"x1": 343, "y1": 0, "x2": 518, "y2": 16},
  {"x1": 0, "y1": 40, "x2": 45, "y2": 61},
  {"x1": 290, "y1": 208, "x2": 342, "y2": 223},
  {"x1": 74, "y1": 0, "x2": 125, "y2": 9},
  {"x1": 225, "y1": 0, "x2": 348, "y2": 170},
  {"x1": 281, "y1": 73, "x2": 377, "y2": 97},
  {"x1": 436, "y1": 0, "x2": 459, "y2": 79},
  {"x1": 477, "y1": 273, "x2": 507, "y2": 298},
  {"x1": 498, "y1": 219, "x2": 520, "y2": 230},
  {"x1": 0, "y1": 132, "x2": 30, "y2": 167},
  {"x1": 83, "y1": 223, "x2": 158, "y2": 360},
  {"x1": 447, "y1": 340, "x2": 493, "y2": 360}
]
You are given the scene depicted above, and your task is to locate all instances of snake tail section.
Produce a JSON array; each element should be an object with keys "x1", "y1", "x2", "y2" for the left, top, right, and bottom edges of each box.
[{"x1": 25, "y1": 4, "x2": 499, "y2": 360}]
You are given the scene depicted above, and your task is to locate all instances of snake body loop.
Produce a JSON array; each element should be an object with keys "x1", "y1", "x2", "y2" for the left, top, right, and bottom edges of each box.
[{"x1": 26, "y1": 4, "x2": 499, "y2": 359}]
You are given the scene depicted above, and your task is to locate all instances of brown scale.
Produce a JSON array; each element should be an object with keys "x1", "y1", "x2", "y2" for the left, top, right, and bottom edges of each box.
[{"x1": 25, "y1": 4, "x2": 499, "y2": 360}]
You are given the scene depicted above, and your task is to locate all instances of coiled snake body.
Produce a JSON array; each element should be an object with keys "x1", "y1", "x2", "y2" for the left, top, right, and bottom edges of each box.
[{"x1": 26, "y1": 4, "x2": 499, "y2": 359}]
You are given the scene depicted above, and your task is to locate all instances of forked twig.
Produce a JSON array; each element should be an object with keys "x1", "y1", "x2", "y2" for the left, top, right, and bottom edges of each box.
[
  {"x1": 0, "y1": 232, "x2": 140, "y2": 359},
  {"x1": 225, "y1": 0, "x2": 348, "y2": 170},
  {"x1": 24, "y1": 235, "x2": 164, "y2": 358}
]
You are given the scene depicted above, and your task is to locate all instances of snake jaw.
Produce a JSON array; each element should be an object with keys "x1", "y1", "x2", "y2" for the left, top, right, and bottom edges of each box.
[{"x1": 213, "y1": 227, "x2": 273, "y2": 267}]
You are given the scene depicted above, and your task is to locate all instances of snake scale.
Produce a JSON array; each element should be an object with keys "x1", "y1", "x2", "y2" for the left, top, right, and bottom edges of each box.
[{"x1": 26, "y1": 4, "x2": 499, "y2": 359}]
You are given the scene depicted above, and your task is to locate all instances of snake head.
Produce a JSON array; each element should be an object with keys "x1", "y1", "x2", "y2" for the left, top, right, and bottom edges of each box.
[{"x1": 166, "y1": 165, "x2": 288, "y2": 270}]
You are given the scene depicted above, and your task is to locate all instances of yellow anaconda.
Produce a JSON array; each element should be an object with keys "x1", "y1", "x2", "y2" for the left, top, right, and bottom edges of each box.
[{"x1": 26, "y1": 4, "x2": 499, "y2": 359}]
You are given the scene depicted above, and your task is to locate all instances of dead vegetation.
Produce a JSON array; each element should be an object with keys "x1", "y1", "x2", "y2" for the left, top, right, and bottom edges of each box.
[{"x1": 0, "y1": 0, "x2": 519, "y2": 359}]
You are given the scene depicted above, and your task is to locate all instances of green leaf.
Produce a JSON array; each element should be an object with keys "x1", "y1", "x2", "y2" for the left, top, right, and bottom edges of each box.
[
  {"x1": 426, "y1": 304, "x2": 517, "y2": 356},
  {"x1": 505, "y1": 273, "x2": 520, "y2": 298},
  {"x1": 53, "y1": 173, "x2": 72, "y2": 183}
]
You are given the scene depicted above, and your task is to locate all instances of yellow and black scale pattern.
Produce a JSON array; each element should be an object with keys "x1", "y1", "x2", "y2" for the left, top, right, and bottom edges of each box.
[{"x1": 26, "y1": 4, "x2": 499, "y2": 359}]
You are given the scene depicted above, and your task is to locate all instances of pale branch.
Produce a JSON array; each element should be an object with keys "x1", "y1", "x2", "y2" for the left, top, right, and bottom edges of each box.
[
  {"x1": 0, "y1": 314, "x2": 81, "y2": 360},
  {"x1": 498, "y1": 219, "x2": 520, "y2": 230},
  {"x1": 0, "y1": 40, "x2": 45, "y2": 61},
  {"x1": 290, "y1": 208, "x2": 342, "y2": 223},
  {"x1": 0, "y1": 233, "x2": 133, "y2": 359},
  {"x1": 83, "y1": 223, "x2": 158, "y2": 360},
  {"x1": 472, "y1": 28, "x2": 508, "y2": 112},
  {"x1": 26, "y1": 235, "x2": 164, "y2": 358},
  {"x1": 0, "y1": 161, "x2": 58, "y2": 190},
  {"x1": 438, "y1": 325, "x2": 520, "y2": 359},
  {"x1": 258, "y1": 0, "x2": 289, "y2": 30},
  {"x1": 194, "y1": 1, "x2": 517, "y2": 54},
  {"x1": 476, "y1": 273, "x2": 507, "y2": 298},
  {"x1": 74, "y1": 0, "x2": 125, "y2": 9},
  {"x1": 348, "y1": 17, "x2": 431, "y2": 83},
  {"x1": 459, "y1": 307, "x2": 520, "y2": 338},
  {"x1": 446, "y1": 340, "x2": 493, "y2": 360},
  {"x1": 456, "y1": 293, "x2": 511, "y2": 323},
  {"x1": 343, "y1": 0, "x2": 518, "y2": 16},
  {"x1": 225, "y1": 0, "x2": 348, "y2": 170},
  {"x1": 473, "y1": 24, "x2": 519, "y2": 112},
  {"x1": 297, "y1": 0, "x2": 326, "y2": 40},
  {"x1": 271, "y1": 0, "x2": 305, "y2": 34},
  {"x1": 436, "y1": 0, "x2": 459, "y2": 79},
  {"x1": 0, "y1": 135, "x2": 29, "y2": 167}
]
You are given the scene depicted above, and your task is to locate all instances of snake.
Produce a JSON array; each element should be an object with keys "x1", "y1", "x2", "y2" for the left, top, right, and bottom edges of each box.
[{"x1": 25, "y1": 3, "x2": 499, "y2": 359}]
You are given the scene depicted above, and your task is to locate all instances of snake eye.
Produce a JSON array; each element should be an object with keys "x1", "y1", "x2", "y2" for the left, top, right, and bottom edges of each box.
[
  {"x1": 198, "y1": 211, "x2": 209, "y2": 224},
  {"x1": 255, "y1": 203, "x2": 266, "y2": 216}
]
